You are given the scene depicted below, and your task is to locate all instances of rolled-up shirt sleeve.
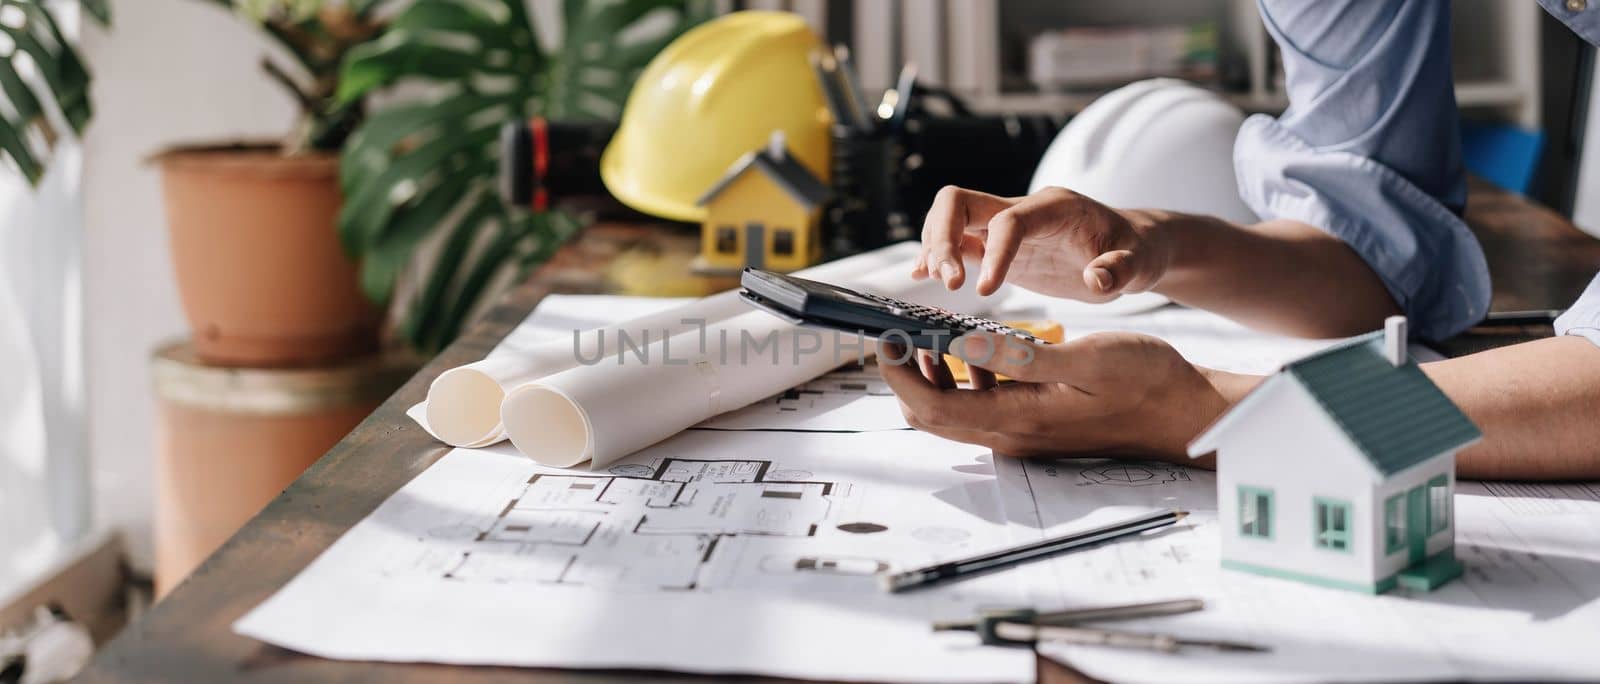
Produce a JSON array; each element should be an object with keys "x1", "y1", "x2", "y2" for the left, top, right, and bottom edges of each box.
[
  {"x1": 1235, "y1": 0, "x2": 1491, "y2": 341},
  {"x1": 1555, "y1": 274, "x2": 1600, "y2": 348}
]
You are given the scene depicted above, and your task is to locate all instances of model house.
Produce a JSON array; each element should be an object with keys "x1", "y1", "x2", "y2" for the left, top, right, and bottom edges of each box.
[
  {"x1": 694, "y1": 131, "x2": 830, "y2": 275},
  {"x1": 1188, "y1": 317, "x2": 1481, "y2": 594}
]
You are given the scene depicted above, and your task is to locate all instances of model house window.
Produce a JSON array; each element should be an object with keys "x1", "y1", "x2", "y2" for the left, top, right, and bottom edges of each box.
[
  {"x1": 773, "y1": 228, "x2": 794, "y2": 256},
  {"x1": 1314, "y1": 498, "x2": 1353, "y2": 551},
  {"x1": 1428, "y1": 475, "x2": 1450, "y2": 535},
  {"x1": 716, "y1": 226, "x2": 738, "y2": 254},
  {"x1": 1384, "y1": 494, "x2": 1406, "y2": 554},
  {"x1": 1238, "y1": 486, "x2": 1273, "y2": 539}
]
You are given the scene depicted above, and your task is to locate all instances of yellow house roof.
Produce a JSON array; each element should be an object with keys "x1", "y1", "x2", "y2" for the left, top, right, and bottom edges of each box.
[{"x1": 696, "y1": 146, "x2": 831, "y2": 210}]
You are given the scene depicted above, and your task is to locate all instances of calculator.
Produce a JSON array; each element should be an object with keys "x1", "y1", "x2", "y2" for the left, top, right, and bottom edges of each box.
[{"x1": 738, "y1": 268, "x2": 1049, "y2": 354}]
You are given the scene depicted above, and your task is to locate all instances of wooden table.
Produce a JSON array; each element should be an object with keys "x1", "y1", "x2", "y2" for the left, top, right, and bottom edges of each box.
[{"x1": 79, "y1": 184, "x2": 1600, "y2": 684}]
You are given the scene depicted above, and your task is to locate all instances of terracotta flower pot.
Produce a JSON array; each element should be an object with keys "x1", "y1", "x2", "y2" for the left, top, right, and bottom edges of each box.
[
  {"x1": 151, "y1": 342, "x2": 417, "y2": 596},
  {"x1": 158, "y1": 145, "x2": 380, "y2": 367}
]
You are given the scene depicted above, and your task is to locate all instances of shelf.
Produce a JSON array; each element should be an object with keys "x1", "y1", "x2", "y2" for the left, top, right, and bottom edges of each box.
[{"x1": 1455, "y1": 80, "x2": 1526, "y2": 108}]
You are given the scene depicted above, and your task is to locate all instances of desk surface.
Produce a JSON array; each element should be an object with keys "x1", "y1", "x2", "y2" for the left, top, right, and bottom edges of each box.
[{"x1": 81, "y1": 182, "x2": 1600, "y2": 684}]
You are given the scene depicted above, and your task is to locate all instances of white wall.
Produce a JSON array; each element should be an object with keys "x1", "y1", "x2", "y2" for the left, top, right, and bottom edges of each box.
[
  {"x1": 0, "y1": 144, "x2": 85, "y2": 598},
  {"x1": 81, "y1": 0, "x2": 298, "y2": 571}
]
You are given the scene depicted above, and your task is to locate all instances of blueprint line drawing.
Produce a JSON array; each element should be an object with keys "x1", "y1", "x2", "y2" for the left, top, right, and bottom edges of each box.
[
  {"x1": 240, "y1": 293, "x2": 1600, "y2": 683},
  {"x1": 1068, "y1": 462, "x2": 1194, "y2": 488},
  {"x1": 235, "y1": 431, "x2": 1036, "y2": 683},
  {"x1": 736, "y1": 365, "x2": 895, "y2": 419},
  {"x1": 993, "y1": 456, "x2": 1600, "y2": 684},
  {"x1": 694, "y1": 365, "x2": 911, "y2": 433},
  {"x1": 448, "y1": 457, "x2": 852, "y2": 591}
]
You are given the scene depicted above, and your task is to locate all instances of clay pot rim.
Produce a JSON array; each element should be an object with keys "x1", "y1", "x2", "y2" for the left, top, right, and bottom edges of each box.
[
  {"x1": 151, "y1": 142, "x2": 338, "y2": 178},
  {"x1": 151, "y1": 341, "x2": 419, "y2": 415}
]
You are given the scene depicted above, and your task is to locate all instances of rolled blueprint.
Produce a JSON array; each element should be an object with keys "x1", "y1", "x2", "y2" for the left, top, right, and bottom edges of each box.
[
  {"x1": 420, "y1": 242, "x2": 928, "y2": 447},
  {"x1": 500, "y1": 261, "x2": 991, "y2": 468}
]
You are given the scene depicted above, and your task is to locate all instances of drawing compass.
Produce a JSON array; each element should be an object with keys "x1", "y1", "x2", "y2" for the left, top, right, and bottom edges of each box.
[{"x1": 933, "y1": 598, "x2": 1269, "y2": 653}]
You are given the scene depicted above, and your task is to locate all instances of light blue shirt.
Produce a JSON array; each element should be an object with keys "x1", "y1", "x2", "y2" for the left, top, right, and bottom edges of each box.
[{"x1": 1238, "y1": 0, "x2": 1600, "y2": 345}]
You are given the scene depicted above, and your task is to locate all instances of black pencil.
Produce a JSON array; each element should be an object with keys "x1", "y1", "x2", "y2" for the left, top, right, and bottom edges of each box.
[{"x1": 880, "y1": 509, "x2": 1189, "y2": 593}]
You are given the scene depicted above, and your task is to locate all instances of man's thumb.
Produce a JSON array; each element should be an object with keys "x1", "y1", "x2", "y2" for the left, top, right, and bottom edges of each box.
[
  {"x1": 1084, "y1": 249, "x2": 1159, "y2": 295},
  {"x1": 950, "y1": 332, "x2": 1074, "y2": 383}
]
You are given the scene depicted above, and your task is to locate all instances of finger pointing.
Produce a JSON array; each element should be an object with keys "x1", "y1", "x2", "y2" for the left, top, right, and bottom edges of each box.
[{"x1": 921, "y1": 186, "x2": 1012, "y2": 290}]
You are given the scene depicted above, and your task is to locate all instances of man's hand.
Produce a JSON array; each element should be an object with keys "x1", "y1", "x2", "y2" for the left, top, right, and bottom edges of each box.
[
  {"x1": 878, "y1": 333, "x2": 1257, "y2": 463},
  {"x1": 913, "y1": 185, "x2": 1402, "y2": 339},
  {"x1": 912, "y1": 186, "x2": 1173, "y2": 301}
]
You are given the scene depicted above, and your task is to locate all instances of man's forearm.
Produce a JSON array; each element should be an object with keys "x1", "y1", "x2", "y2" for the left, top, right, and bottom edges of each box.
[
  {"x1": 1131, "y1": 211, "x2": 1400, "y2": 338},
  {"x1": 1420, "y1": 336, "x2": 1600, "y2": 480}
]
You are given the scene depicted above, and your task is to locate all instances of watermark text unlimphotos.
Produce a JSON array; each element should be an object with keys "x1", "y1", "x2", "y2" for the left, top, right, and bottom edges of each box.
[{"x1": 571, "y1": 318, "x2": 1036, "y2": 368}]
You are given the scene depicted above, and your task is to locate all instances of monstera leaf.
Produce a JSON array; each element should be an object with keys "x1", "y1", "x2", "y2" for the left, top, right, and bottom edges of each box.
[
  {"x1": 0, "y1": 0, "x2": 111, "y2": 186},
  {"x1": 337, "y1": 0, "x2": 711, "y2": 353}
]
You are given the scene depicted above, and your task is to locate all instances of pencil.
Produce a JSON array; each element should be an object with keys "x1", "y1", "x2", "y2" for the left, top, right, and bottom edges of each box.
[{"x1": 880, "y1": 509, "x2": 1188, "y2": 593}]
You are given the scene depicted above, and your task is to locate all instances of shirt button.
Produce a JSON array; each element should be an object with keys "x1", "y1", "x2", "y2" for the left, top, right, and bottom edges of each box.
[{"x1": 1568, "y1": 0, "x2": 1587, "y2": 11}]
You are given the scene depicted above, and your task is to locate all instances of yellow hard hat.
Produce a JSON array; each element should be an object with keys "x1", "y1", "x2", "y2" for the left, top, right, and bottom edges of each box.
[{"x1": 601, "y1": 11, "x2": 832, "y2": 223}]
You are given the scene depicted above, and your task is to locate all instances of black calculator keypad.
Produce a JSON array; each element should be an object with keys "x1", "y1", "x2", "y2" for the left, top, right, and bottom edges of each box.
[
  {"x1": 857, "y1": 291, "x2": 1048, "y2": 346},
  {"x1": 740, "y1": 268, "x2": 1052, "y2": 355}
]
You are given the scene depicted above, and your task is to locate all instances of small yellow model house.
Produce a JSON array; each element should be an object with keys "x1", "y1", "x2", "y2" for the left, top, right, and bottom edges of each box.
[{"x1": 694, "y1": 131, "x2": 830, "y2": 274}]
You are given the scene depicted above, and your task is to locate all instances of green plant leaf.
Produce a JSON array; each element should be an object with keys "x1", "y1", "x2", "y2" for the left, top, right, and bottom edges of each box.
[
  {"x1": 0, "y1": 58, "x2": 46, "y2": 184},
  {"x1": 546, "y1": 0, "x2": 713, "y2": 119},
  {"x1": 7, "y1": 3, "x2": 94, "y2": 133},
  {"x1": 338, "y1": 110, "x2": 500, "y2": 254},
  {"x1": 80, "y1": 0, "x2": 111, "y2": 25},
  {"x1": 336, "y1": 0, "x2": 709, "y2": 354},
  {"x1": 402, "y1": 190, "x2": 501, "y2": 350},
  {"x1": 0, "y1": 0, "x2": 104, "y2": 188}
]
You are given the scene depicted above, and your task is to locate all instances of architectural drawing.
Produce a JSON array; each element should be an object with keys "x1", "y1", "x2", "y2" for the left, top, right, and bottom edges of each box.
[
  {"x1": 1070, "y1": 462, "x2": 1193, "y2": 488},
  {"x1": 449, "y1": 457, "x2": 852, "y2": 591},
  {"x1": 694, "y1": 364, "x2": 909, "y2": 432},
  {"x1": 239, "y1": 296, "x2": 1600, "y2": 683},
  {"x1": 994, "y1": 454, "x2": 1600, "y2": 684},
  {"x1": 237, "y1": 429, "x2": 1034, "y2": 683},
  {"x1": 733, "y1": 365, "x2": 894, "y2": 415}
]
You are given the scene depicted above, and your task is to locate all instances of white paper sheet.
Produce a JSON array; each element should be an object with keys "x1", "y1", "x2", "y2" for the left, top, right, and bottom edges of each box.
[
  {"x1": 235, "y1": 431, "x2": 1035, "y2": 683},
  {"x1": 414, "y1": 242, "x2": 933, "y2": 448},
  {"x1": 498, "y1": 258, "x2": 994, "y2": 469},
  {"x1": 991, "y1": 456, "x2": 1600, "y2": 683},
  {"x1": 274, "y1": 291, "x2": 1596, "y2": 683},
  {"x1": 695, "y1": 365, "x2": 909, "y2": 432}
]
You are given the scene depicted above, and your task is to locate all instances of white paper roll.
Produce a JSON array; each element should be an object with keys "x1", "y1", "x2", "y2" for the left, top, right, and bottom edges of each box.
[
  {"x1": 418, "y1": 242, "x2": 927, "y2": 447},
  {"x1": 501, "y1": 256, "x2": 991, "y2": 469}
]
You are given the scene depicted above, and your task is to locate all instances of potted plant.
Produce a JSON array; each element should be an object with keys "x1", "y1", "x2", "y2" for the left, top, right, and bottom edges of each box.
[
  {"x1": 334, "y1": 0, "x2": 710, "y2": 354},
  {"x1": 155, "y1": 1, "x2": 385, "y2": 366},
  {"x1": 0, "y1": 0, "x2": 109, "y2": 185}
]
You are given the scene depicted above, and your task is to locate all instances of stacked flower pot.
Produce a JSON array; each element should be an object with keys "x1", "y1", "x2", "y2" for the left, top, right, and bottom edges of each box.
[{"x1": 150, "y1": 147, "x2": 415, "y2": 596}]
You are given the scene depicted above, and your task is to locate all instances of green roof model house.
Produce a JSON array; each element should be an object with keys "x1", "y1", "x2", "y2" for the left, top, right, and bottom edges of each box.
[{"x1": 1188, "y1": 316, "x2": 1481, "y2": 594}]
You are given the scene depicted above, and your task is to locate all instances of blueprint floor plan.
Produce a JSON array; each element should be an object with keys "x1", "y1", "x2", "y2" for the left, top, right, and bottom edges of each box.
[
  {"x1": 237, "y1": 295, "x2": 1600, "y2": 683},
  {"x1": 237, "y1": 428, "x2": 1037, "y2": 683},
  {"x1": 454, "y1": 455, "x2": 883, "y2": 591},
  {"x1": 696, "y1": 365, "x2": 909, "y2": 432}
]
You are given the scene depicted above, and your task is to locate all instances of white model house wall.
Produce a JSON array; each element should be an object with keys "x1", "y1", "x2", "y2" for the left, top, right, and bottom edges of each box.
[
  {"x1": 1213, "y1": 378, "x2": 1378, "y2": 589},
  {"x1": 1368, "y1": 458, "x2": 1457, "y2": 582}
]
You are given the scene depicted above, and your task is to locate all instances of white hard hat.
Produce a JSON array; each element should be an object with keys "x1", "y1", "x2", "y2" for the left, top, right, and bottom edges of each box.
[{"x1": 1030, "y1": 78, "x2": 1257, "y2": 225}]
